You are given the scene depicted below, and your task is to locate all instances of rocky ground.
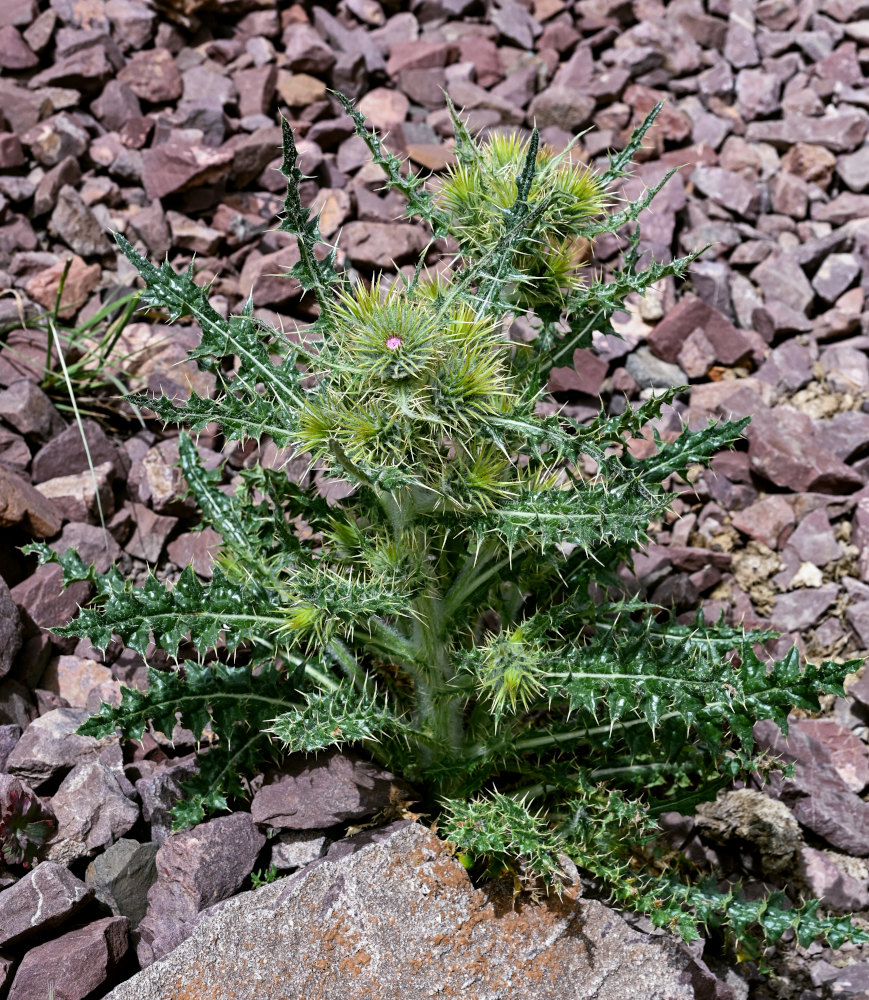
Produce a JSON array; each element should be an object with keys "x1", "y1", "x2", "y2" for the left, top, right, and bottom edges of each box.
[{"x1": 2, "y1": 0, "x2": 869, "y2": 997}]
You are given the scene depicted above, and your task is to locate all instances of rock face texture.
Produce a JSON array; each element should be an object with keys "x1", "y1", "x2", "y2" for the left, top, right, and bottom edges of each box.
[{"x1": 103, "y1": 821, "x2": 696, "y2": 1000}]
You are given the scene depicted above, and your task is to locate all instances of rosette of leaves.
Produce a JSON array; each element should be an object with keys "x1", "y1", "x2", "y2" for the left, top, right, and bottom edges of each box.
[
  {"x1": 0, "y1": 779, "x2": 55, "y2": 869},
  {"x1": 25, "y1": 96, "x2": 866, "y2": 961}
]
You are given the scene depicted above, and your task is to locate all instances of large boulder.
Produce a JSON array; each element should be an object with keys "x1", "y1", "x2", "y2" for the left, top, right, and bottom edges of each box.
[{"x1": 104, "y1": 821, "x2": 702, "y2": 1000}]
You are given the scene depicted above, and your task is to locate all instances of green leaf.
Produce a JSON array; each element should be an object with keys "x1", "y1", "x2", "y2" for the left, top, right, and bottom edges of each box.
[{"x1": 265, "y1": 677, "x2": 407, "y2": 753}]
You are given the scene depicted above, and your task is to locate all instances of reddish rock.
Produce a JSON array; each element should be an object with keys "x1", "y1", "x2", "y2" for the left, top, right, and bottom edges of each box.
[
  {"x1": 24, "y1": 254, "x2": 101, "y2": 319},
  {"x1": 6, "y1": 916, "x2": 129, "y2": 1000},
  {"x1": 233, "y1": 63, "x2": 277, "y2": 118},
  {"x1": 648, "y1": 296, "x2": 755, "y2": 367},
  {"x1": 0, "y1": 465, "x2": 62, "y2": 538},
  {"x1": 731, "y1": 496, "x2": 795, "y2": 550},
  {"x1": 42, "y1": 654, "x2": 112, "y2": 708},
  {"x1": 549, "y1": 348, "x2": 608, "y2": 397},
  {"x1": 21, "y1": 112, "x2": 90, "y2": 167},
  {"x1": 123, "y1": 502, "x2": 177, "y2": 563},
  {"x1": 117, "y1": 46, "x2": 182, "y2": 103},
  {"x1": 136, "y1": 811, "x2": 265, "y2": 967},
  {"x1": 275, "y1": 69, "x2": 327, "y2": 107},
  {"x1": 32, "y1": 419, "x2": 122, "y2": 484},
  {"x1": 529, "y1": 85, "x2": 595, "y2": 131},
  {"x1": 5, "y1": 706, "x2": 107, "y2": 787},
  {"x1": 0, "y1": 24, "x2": 37, "y2": 68},
  {"x1": 746, "y1": 109, "x2": 868, "y2": 153},
  {"x1": 747, "y1": 407, "x2": 864, "y2": 493},
  {"x1": 282, "y1": 22, "x2": 335, "y2": 74},
  {"x1": 341, "y1": 221, "x2": 428, "y2": 270},
  {"x1": 166, "y1": 527, "x2": 222, "y2": 578},
  {"x1": 140, "y1": 139, "x2": 233, "y2": 201},
  {"x1": 792, "y1": 718, "x2": 869, "y2": 794},
  {"x1": 251, "y1": 749, "x2": 403, "y2": 830},
  {"x1": 756, "y1": 717, "x2": 869, "y2": 855},
  {"x1": 676, "y1": 328, "x2": 716, "y2": 379},
  {"x1": 0, "y1": 378, "x2": 66, "y2": 444},
  {"x1": 0, "y1": 861, "x2": 92, "y2": 948},
  {"x1": 238, "y1": 244, "x2": 303, "y2": 307},
  {"x1": 386, "y1": 39, "x2": 452, "y2": 76},
  {"x1": 357, "y1": 86, "x2": 409, "y2": 134},
  {"x1": 624, "y1": 84, "x2": 692, "y2": 141}
]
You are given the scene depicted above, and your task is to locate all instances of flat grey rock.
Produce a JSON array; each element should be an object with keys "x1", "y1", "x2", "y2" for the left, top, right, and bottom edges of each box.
[{"x1": 104, "y1": 821, "x2": 697, "y2": 1000}]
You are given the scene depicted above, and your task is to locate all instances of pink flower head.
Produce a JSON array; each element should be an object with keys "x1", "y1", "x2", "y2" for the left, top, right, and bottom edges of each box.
[{"x1": 386, "y1": 336, "x2": 403, "y2": 351}]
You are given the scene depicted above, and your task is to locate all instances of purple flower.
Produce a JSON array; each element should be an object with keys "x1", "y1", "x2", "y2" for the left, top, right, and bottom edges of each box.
[{"x1": 386, "y1": 336, "x2": 403, "y2": 350}]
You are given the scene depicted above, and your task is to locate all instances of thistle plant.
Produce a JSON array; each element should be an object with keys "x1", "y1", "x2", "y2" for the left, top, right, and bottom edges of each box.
[{"x1": 26, "y1": 98, "x2": 866, "y2": 962}]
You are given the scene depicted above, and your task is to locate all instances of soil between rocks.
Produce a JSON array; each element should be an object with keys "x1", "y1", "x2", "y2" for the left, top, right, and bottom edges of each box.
[{"x1": 3, "y1": 0, "x2": 869, "y2": 997}]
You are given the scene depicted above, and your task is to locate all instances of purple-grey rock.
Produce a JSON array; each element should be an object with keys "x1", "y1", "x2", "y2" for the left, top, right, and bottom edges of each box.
[
  {"x1": 48, "y1": 185, "x2": 110, "y2": 257},
  {"x1": 47, "y1": 759, "x2": 139, "y2": 864},
  {"x1": 0, "y1": 576, "x2": 21, "y2": 680},
  {"x1": 5, "y1": 707, "x2": 111, "y2": 787},
  {"x1": 798, "y1": 846, "x2": 869, "y2": 912},
  {"x1": 0, "y1": 861, "x2": 92, "y2": 948},
  {"x1": 7, "y1": 916, "x2": 129, "y2": 1000},
  {"x1": 250, "y1": 749, "x2": 403, "y2": 830},
  {"x1": 747, "y1": 406, "x2": 864, "y2": 493},
  {"x1": 812, "y1": 253, "x2": 861, "y2": 304},
  {"x1": 745, "y1": 109, "x2": 868, "y2": 153},
  {"x1": 0, "y1": 723, "x2": 20, "y2": 770},
  {"x1": 691, "y1": 165, "x2": 761, "y2": 218},
  {"x1": 751, "y1": 252, "x2": 815, "y2": 314},
  {"x1": 0, "y1": 378, "x2": 65, "y2": 445},
  {"x1": 136, "y1": 811, "x2": 266, "y2": 967},
  {"x1": 32, "y1": 419, "x2": 122, "y2": 484},
  {"x1": 755, "y1": 718, "x2": 869, "y2": 855},
  {"x1": 815, "y1": 411, "x2": 869, "y2": 463},
  {"x1": 770, "y1": 583, "x2": 840, "y2": 633},
  {"x1": 837, "y1": 146, "x2": 869, "y2": 192},
  {"x1": 50, "y1": 522, "x2": 122, "y2": 575},
  {"x1": 134, "y1": 754, "x2": 199, "y2": 846},
  {"x1": 785, "y1": 509, "x2": 842, "y2": 566},
  {"x1": 819, "y1": 344, "x2": 869, "y2": 394}
]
